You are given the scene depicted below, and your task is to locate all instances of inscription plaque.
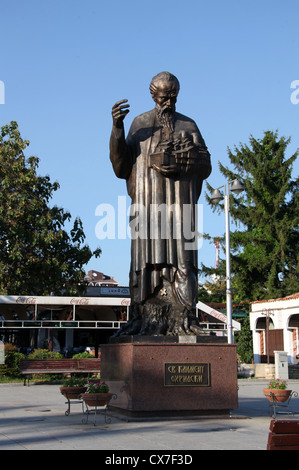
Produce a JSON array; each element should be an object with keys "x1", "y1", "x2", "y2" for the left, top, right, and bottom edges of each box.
[{"x1": 164, "y1": 362, "x2": 210, "y2": 387}]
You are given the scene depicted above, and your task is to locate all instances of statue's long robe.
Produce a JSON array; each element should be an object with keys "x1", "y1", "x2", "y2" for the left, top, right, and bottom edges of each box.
[{"x1": 110, "y1": 109, "x2": 211, "y2": 310}]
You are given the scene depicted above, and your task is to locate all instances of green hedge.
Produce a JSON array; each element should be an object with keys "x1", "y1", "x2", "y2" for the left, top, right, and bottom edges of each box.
[
  {"x1": 26, "y1": 349, "x2": 63, "y2": 360},
  {"x1": 3, "y1": 351, "x2": 26, "y2": 377}
]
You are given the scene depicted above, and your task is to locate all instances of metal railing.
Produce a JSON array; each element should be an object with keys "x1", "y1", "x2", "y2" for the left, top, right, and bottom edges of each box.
[
  {"x1": 0, "y1": 319, "x2": 234, "y2": 335},
  {"x1": 0, "y1": 320, "x2": 127, "y2": 329}
]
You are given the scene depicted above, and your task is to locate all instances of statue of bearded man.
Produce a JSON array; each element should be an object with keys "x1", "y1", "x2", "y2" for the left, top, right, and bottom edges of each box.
[{"x1": 110, "y1": 72, "x2": 211, "y2": 336}]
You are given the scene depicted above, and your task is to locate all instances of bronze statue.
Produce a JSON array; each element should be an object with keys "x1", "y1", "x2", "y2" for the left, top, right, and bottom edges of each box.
[{"x1": 110, "y1": 72, "x2": 211, "y2": 336}]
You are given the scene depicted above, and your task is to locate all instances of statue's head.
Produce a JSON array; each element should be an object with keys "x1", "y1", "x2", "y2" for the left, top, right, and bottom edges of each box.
[
  {"x1": 150, "y1": 72, "x2": 180, "y2": 96},
  {"x1": 149, "y1": 72, "x2": 180, "y2": 115}
]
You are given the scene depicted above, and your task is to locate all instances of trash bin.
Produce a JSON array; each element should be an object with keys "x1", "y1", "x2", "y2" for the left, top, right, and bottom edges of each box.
[{"x1": 274, "y1": 350, "x2": 289, "y2": 380}]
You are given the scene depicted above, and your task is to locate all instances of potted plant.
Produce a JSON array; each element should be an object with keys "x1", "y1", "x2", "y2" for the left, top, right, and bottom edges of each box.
[
  {"x1": 81, "y1": 380, "x2": 112, "y2": 407},
  {"x1": 263, "y1": 379, "x2": 292, "y2": 403},
  {"x1": 60, "y1": 375, "x2": 87, "y2": 400}
]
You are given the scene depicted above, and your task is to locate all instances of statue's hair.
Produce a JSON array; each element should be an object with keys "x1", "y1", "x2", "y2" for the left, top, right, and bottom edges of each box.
[{"x1": 149, "y1": 72, "x2": 180, "y2": 96}]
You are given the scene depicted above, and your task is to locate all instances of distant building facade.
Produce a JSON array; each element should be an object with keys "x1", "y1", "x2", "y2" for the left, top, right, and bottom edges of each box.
[
  {"x1": 84, "y1": 270, "x2": 130, "y2": 298},
  {"x1": 85, "y1": 270, "x2": 119, "y2": 287},
  {"x1": 250, "y1": 293, "x2": 299, "y2": 364},
  {"x1": 0, "y1": 270, "x2": 129, "y2": 354}
]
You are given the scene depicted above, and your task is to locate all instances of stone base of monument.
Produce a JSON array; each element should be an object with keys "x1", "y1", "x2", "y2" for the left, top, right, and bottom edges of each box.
[{"x1": 101, "y1": 338, "x2": 238, "y2": 418}]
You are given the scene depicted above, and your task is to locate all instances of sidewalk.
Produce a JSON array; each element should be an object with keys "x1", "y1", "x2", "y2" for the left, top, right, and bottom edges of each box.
[{"x1": 0, "y1": 379, "x2": 299, "y2": 451}]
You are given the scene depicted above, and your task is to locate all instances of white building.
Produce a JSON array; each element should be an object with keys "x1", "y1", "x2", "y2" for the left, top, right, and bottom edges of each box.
[{"x1": 250, "y1": 293, "x2": 299, "y2": 364}]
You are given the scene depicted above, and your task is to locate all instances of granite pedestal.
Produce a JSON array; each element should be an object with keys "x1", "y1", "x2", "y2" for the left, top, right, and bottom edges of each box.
[{"x1": 101, "y1": 337, "x2": 238, "y2": 418}]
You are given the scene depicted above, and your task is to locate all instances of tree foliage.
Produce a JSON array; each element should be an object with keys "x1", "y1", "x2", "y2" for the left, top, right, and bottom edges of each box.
[
  {"x1": 0, "y1": 121, "x2": 101, "y2": 295},
  {"x1": 198, "y1": 278, "x2": 226, "y2": 303},
  {"x1": 202, "y1": 130, "x2": 299, "y2": 301},
  {"x1": 235, "y1": 316, "x2": 253, "y2": 363}
]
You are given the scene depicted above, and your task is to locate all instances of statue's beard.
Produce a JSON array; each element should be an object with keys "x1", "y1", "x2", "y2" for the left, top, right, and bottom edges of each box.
[{"x1": 155, "y1": 104, "x2": 175, "y2": 131}]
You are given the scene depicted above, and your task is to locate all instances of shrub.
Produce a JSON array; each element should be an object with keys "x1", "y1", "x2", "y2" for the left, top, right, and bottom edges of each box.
[
  {"x1": 5, "y1": 351, "x2": 26, "y2": 377},
  {"x1": 72, "y1": 352, "x2": 94, "y2": 359},
  {"x1": 235, "y1": 316, "x2": 253, "y2": 364},
  {"x1": 27, "y1": 349, "x2": 63, "y2": 359},
  {"x1": 26, "y1": 349, "x2": 63, "y2": 382}
]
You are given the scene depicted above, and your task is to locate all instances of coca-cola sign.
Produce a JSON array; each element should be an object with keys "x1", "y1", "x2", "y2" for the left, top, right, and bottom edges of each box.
[
  {"x1": 70, "y1": 298, "x2": 89, "y2": 305},
  {"x1": 209, "y1": 309, "x2": 227, "y2": 323},
  {"x1": 16, "y1": 297, "x2": 37, "y2": 304}
]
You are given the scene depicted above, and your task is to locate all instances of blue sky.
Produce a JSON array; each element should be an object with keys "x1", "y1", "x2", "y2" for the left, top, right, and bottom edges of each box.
[{"x1": 1, "y1": 0, "x2": 298, "y2": 287}]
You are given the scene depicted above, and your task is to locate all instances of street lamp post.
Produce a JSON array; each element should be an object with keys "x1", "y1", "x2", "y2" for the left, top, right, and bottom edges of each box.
[{"x1": 210, "y1": 179, "x2": 244, "y2": 344}]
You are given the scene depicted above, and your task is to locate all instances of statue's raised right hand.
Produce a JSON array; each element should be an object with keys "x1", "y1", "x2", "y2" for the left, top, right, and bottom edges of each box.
[{"x1": 112, "y1": 99, "x2": 130, "y2": 127}]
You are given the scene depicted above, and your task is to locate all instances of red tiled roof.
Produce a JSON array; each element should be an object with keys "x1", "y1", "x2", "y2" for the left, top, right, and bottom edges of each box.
[{"x1": 251, "y1": 293, "x2": 299, "y2": 304}]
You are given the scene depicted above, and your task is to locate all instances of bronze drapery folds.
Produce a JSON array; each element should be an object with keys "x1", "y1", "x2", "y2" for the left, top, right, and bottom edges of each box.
[{"x1": 110, "y1": 72, "x2": 211, "y2": 336}]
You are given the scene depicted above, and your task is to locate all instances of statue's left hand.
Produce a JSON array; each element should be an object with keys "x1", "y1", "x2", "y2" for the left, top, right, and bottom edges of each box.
[{"x1": 152, "y1": 164, "x2": 179, "y2": 177}]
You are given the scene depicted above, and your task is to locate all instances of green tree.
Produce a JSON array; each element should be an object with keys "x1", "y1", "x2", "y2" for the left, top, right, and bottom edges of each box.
[
  {"x1": 198, "y1": 278, "x2": 226, "y2": 303},
  {"x1": 235, "y1": 316, "x2": 253, "y2": 364},
  {"x1": 0, "y1": 121, "x2": 101, "y2": 295},
  {"x1": 202, "y1": 130, "x2": 299, "y2": 301}
]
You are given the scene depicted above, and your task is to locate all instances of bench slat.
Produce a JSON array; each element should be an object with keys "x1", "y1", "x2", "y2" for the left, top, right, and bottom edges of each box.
[
  {"x1": 268, "y1": 432, "x2": 299, "y2": 446},
  {"x1": 20, "y1": 370, "x2": 100, "y2": 374},
  {"x1": 19, "y1": 369, "x2": 100, "y2": 372},
  {"x1": 270, "y1": 420, "x2": 299, "y2": 434},
  {"x1": 267, "y1": 445, "x2": 299, "y2": 450},
  {"x1": 267, "y1": 420, "x2": 299, "y2": 450},
  {"x1": 19, "y1": 359, "x2": 101, "y2": 374}
]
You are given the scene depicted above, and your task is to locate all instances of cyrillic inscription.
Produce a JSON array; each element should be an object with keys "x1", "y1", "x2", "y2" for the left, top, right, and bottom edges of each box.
[{"x1": 164, "y1": 362, "x2": 210, "y2": 386}]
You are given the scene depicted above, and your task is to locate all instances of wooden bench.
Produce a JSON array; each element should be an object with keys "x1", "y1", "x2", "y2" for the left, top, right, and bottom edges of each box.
[
  {"x1": 267, "y1": 420, "x2": 299, "y2": 450},
  {"x1": 19, "y1": 358, "x2": 101, "y2": 385}
]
